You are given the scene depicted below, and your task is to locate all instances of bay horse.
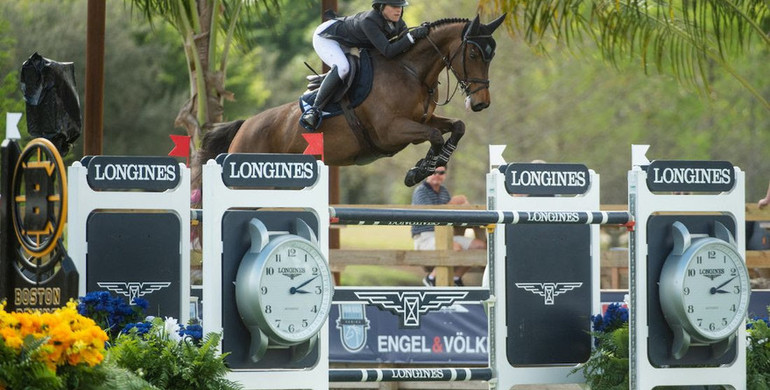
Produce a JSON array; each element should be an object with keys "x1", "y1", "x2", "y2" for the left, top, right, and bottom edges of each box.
[{"x1": 195, "y1": 14, "x2": 506, "y2": 187}]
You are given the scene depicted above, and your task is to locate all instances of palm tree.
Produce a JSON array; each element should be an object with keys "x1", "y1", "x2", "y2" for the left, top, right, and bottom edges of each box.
[
  {"x1": 477, "y1": 0, "x2": 770, "y2": 111},
  {"x1": 126, "y1": 0, "x2": 281, "y2": 148}
]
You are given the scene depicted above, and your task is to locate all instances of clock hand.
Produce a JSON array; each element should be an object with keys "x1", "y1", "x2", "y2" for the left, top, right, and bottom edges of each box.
[
  {"x1": 289, "y1": 275, "x2": 319, "y2": 295},
  {"x1": 709, "y1": 276, "x2": 737, "y2": 295}
]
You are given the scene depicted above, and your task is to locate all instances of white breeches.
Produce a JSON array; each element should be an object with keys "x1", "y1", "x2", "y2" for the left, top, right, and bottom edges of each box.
[{"x1": 313, "y1": 20, "x2": 350, "y2": 79}]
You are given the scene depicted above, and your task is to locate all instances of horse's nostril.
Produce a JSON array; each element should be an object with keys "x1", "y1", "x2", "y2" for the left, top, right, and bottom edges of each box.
[{"x1": 472, "y1": 102, "x2": 489, "y2": 112}]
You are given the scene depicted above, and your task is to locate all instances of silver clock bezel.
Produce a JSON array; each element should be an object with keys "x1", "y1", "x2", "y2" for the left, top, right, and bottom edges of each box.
[
  {"x1": 252, "y1": 235, "x2": 333, "y2": 344},
  {"x1": 659, "y1": 223, "x2": 750, "y2": 345}
]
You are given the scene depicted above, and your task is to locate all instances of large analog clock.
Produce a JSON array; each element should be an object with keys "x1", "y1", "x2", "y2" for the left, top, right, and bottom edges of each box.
[
  {"x1": 659, "y1": 221, "x2": 750, "y2": 360},
  {"x1": 235, "y1": 217, "x2": 333, "y2": 363}
]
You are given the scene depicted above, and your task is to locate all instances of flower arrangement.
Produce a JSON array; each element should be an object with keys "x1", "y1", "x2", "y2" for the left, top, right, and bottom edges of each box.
[
  {"x1": 747, "y1": 307, "x2": 770, "y2": 390},
  {"x1": 0, "y1": 301, "x2": 110, "y2": 389},
  {"x1": 77, "y1": 290, "x2": 240, "y2": 390},
  {"x1": 575, "y1": 302, "x2": 630, "y2": 390},
  {"x1": 76, "y1": 291, "x2": 148, "y2": 340},
  {"x1": 108, "y1": 317, "x2": 241, "y2": 390},
  {"x1": 578, "y1": 303, "x2": 770, "y2": 390}
]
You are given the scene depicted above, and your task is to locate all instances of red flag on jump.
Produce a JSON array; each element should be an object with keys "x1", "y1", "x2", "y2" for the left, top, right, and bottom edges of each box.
[
  {"x1": 168, "y1": 134, "x2": 191, "y2": 166},
  {"x1": 302, "y1": 133, "x2": 324, "y2": 161}
]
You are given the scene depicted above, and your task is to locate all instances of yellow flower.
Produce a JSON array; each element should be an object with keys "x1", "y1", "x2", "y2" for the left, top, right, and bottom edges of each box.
[{"x1": 0, "y1": 300, "x2": 108, "y2": 369}]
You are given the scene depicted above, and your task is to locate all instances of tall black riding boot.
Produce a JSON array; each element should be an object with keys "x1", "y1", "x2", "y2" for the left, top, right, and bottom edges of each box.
[{"x1": 300, "y1": 65, "x2": 344, "y2": 131}]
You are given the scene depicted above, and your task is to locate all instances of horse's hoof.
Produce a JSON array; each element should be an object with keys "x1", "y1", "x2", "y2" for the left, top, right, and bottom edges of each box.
[{"x1": 404, "y1": 167, "x2": 430, "y2": 187}]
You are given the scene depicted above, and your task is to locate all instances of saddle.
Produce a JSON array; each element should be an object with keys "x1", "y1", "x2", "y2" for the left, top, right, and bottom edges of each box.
[{"x1": 298, "y1": 48, "x2": 374, "y2": 120}]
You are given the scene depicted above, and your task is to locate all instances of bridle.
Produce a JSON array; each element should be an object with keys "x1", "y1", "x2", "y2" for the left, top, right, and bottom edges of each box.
[{"x1": 422, "y1": 25, "x2": 495, "y2": 106}]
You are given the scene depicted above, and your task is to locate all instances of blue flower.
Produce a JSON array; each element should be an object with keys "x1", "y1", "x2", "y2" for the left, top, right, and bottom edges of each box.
[
  {"x1": 592, "y1": 303, "x2": 629, "y2": 334},
  {"x1": 179, "y1": 324, "x2": 204, "y2": 343},
  {"x1": 122, "y1": 321, "x2": 153, "y2": 336},
  {"x1": 78, "y1": 290, "x2": 148, "y2": 337}
]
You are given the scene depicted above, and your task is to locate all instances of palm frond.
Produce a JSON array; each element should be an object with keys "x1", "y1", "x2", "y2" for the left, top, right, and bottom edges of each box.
[{"x1": 477, "y1": 0, "x2": 770, "y2": 110}]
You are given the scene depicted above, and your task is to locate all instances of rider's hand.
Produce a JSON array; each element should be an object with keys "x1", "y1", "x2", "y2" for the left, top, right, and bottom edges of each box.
[{"x1": 409, "y1": 26, "x2": 429, "y2": 40}]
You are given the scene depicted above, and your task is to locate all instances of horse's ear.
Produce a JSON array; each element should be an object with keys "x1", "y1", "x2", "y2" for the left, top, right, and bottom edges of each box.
[
  {"x1": 484, "y1": 13, "x2": 506, "y2": 34},
  {"x1": 466, "y1": 14, "x2": 481, "y2": 37}
]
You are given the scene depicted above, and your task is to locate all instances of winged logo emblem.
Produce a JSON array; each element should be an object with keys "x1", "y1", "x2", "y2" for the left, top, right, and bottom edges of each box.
[
  {"x1": 354, "y1": 291, "x2": 469, "y2": 328},
  {"x1": 515, "y1": 282, "x2": 583, "y2": 305},
  {"x1": 97, "y1": 282, "x2": 171, "y2": 304}
]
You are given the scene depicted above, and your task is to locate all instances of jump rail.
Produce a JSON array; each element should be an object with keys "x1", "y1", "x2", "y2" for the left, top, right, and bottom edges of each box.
[
  {"x1": 328, "y1": 367, "x2": 493, "y2": 382},
  {"x1": 329, "y1": 207, "x2": 635, "y2": 228}
]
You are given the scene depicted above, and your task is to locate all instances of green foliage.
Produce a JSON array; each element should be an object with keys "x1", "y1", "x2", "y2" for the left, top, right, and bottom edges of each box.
[
  {"x1": 580, "y1": 326, "x2": 630, "y2": 390},
  {"x1": 108, "y1": 318, "x2": 241, "y2": 390},
  {"x1": 747, "y1": 308, "x2": 770, "y2": 390},
  {"x1": 0, "y1": 336, "x2": 62, "y2": 390}
]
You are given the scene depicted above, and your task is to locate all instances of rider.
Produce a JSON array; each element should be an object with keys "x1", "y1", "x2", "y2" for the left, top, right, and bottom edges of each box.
[{"x1": 299, "y1": 0, "x2": 429, "y2": 131}]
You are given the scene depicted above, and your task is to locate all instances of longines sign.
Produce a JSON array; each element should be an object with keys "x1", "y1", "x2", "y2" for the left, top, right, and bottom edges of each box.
[
  {"x1": 503, "y1": 163, "x2": 590, "y2": 196},
  {"x1": 220, "y1": 153, "x2": 318, "y2": 188},
  {"x1": 646, "y1": 160, "x2": 735, "y2": 193},
  {"x1": 85, "y1": 156, "x2": 181, "y2": 191}
]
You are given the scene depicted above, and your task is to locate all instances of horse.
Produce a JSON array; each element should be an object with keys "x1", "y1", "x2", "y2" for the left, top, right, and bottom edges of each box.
[{"x1": 195, "y1": 14, "x2": 506, "y2": 187}]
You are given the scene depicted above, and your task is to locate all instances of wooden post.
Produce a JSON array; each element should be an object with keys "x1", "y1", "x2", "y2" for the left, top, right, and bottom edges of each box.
[
  {"x1": 84, "y1": 0, "x2": 105, "y2": 156},
  {"x1": 433, "y1": 226, "x2": 454, "y2": 286}
]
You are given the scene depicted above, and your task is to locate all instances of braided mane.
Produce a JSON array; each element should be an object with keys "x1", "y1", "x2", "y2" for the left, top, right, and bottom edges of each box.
[{"x1": 426, "y1": 18, "x2": 470, "y2": 29}]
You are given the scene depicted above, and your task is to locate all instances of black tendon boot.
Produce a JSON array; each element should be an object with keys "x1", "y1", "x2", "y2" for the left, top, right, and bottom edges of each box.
[{"x1": 300, "y1": 65, "x2": 344, "y2": 131}]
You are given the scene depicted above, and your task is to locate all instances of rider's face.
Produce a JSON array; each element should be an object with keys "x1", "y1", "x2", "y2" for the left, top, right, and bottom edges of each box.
[{"x1": 381, "y1": 5, "x2": 402, "y2": 22}]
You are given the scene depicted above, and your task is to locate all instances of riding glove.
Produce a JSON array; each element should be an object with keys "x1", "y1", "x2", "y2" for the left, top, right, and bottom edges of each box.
[{"x1": 410, "y1": 26, "x2": 429, "y2": 40}]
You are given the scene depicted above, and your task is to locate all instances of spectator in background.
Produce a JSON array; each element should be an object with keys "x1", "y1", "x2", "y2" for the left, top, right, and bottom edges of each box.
[
  {"x1": 759, "y1": 181, "x2": 770, "y2": 209},
  {"x1": 411, "y1": 166, "x2": 486, "y2": 287}
]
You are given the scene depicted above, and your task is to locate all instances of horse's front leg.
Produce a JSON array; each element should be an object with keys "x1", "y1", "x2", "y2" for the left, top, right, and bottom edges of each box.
[
  {"x1": 426, "y1": 115, "x2": 465, "y2": 167},
  {"x1": 385, "y1": 119, "x2": 445, "y2": 186}
]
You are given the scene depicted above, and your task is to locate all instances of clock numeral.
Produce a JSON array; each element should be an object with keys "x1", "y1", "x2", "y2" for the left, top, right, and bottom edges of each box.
[
  {"x1": 275, "y1": 253, "x2": 282, "y2": 262},
  {"x1": 722, "y1": 318, "x2": 728, "y2": 326},
  {"x1": 683, "y1": 287, "x2": 690, "y2": 295},
  {"x1": 687, "y1": 269, "x2": 696, "y2": 277},
  {"x1": 687, "y1": 305, "x2": 694, "y2": 313},
  {"x1": 696, "y1": 256, "x2": 703, "y2": 265},
  {"x1": 697, "y1": 319, "x2": 703, "y2": 327},
  {"x1": 265, "y1": 305, "x2": 272, "y2": 314},
  {"x1": 733, "y1": 285, "x2": 741, "y2": 294},
  {"x1": 305, "y1": 253, "x2": 308, "y2": 262},
  {"x1": 312, "y1": 267, "x2": 319, "y2": 276},
  {"x1": 709, "y1": 322, "x2": 716, "y2": 331},
  {"x1": 274, "y1": 319, "x2": 281, "y2": 328},
  {"x1": 287, "y1": 248, "x2": 297, "y2": 257},
  {"x1": 266, "y1": 267, "x2": 275, "y2": 275},
  {"x1": 311, "y1": 305, "x2": 318, "y2": 313},
  {"x1": 315, "y1": 286, "x2": 322, "y2": 294},
  {"x1": 730, "y1": 304, "x2": 736, "y2": 312},
  {"x1": 302, "y1": 319, "x2": 309, "y2": 328},
  {"x1": 707, "y1": 250, "x2": 716, "y2": 259},
  {"x1": 288, "y1": 324, "x2": 295, "y2": 333},
  {"x1": 730, "y1": 267, "x2": 737, "y2": 276},
  {"x1": 260, "y1": 286, "x2": 268, "y2": 295}
]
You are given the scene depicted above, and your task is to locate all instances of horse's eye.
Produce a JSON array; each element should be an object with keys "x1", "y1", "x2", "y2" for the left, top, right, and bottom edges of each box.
[{"x1": 469, "y1": 50, "x2": 479, "y2": 60}]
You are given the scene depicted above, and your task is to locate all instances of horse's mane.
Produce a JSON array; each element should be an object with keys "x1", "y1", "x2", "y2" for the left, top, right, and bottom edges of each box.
[{"x1": 426, "y1": 18, "x2": 470, "y2": 30}]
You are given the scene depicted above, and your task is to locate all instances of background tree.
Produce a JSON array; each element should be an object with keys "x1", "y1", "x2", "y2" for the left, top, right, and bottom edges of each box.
[
  {"x1": 125, "y1": 0, "x2": 301, "y2": 150},
  {"x1": 476, "y1": 0, "x2": 770, "y2": 111}
]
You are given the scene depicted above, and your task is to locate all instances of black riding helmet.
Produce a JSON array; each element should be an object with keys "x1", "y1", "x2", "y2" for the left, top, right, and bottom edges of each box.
[{"x1": 372, "y1": 0, "x2": 409, "y2": 8}]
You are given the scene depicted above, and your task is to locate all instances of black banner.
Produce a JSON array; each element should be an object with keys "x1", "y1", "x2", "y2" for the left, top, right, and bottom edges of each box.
[
  {"x1": 85, "y1": 156, "x2": 180, "y2": 191},
  {"x1": 219, "y1": 153, "x2": 318, "y2": 188},
  {"x1": 646, "y1": 160, "x2": 735, "y2": 193},
  {"x1": 502, "y1": 163, "x2": 590, "y2": 196}
]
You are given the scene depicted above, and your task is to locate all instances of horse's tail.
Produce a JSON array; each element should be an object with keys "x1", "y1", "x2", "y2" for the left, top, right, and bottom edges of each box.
[{"x1": 191, "y1": 119, "x2": 244, "y2": 189}]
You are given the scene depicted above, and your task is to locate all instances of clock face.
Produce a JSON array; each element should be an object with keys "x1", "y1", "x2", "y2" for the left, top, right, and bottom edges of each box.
[
  {"x1": 680, "y1": 240, "x2": 749, "y2": 341},
  {"x1": 257, "y1": 236, "x2": 333, "y2": 344}
]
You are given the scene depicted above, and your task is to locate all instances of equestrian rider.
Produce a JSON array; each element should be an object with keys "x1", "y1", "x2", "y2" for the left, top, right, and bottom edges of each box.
[{"x1": 299, "y1": 0, "x2": 429, "y2": 131}]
